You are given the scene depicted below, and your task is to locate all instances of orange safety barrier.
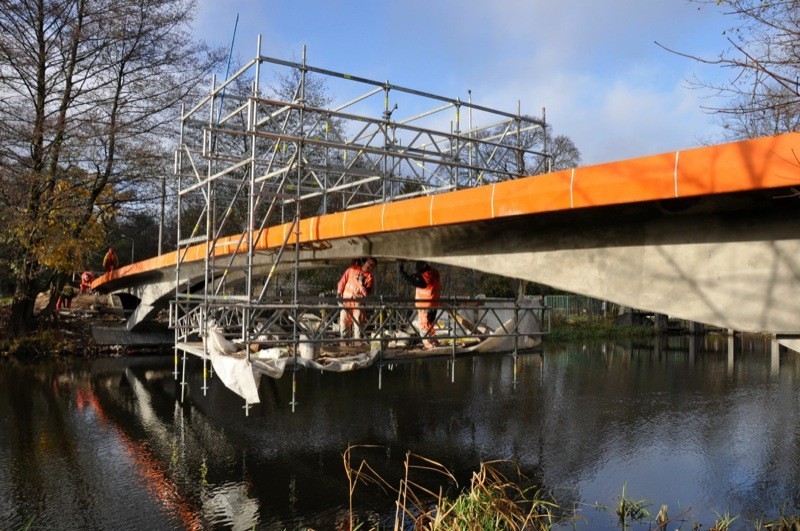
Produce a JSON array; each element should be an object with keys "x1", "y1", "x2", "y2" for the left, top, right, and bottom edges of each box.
[{"x1": 93, "y1": 132, "x2": 800, "y2": 289}]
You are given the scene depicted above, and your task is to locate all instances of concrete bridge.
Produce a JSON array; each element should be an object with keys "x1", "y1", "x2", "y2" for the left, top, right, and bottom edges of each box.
[{"x1": 94, "y1": 132, "x2": 800, "y2": 338}]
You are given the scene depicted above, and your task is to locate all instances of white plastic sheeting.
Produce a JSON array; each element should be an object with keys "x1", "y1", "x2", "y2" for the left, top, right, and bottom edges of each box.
[
  {"x1": 463, "y1": 298, "x2": 542, "y2": 352},
  {"x1": 204, "y1": 324, "x2": 262, "y2": 404},
  {"x1": 201, "y1": 482, "x2": 259, "y2": 531},
  {"x1": 250, "y1": 349, "x2": 379, "y2": 379},
  {"x1": 204, "y1": 323, "x2": 378, "y2": 403}
]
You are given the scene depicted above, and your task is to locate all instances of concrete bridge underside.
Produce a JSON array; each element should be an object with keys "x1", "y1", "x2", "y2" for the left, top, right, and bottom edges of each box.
[
  {"x1": 106, "y1": 187, "x2": 800, "y2": 335},
  {"x1": 323, "y1": 190, "x2": 800, "y2": 335}
]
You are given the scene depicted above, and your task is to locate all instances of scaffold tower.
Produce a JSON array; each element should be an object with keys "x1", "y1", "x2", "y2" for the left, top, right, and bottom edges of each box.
[{"x1": 171, "y1": 38, "x2": 550, "y2": 407}]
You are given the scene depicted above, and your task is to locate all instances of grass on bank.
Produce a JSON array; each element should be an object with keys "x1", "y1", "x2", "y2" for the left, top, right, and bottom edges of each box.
[
  {"x1": 0, "y1": 328, "x2": 68, "y2": 359},
  {"x1": 0, "y1": 301, "x2": 68, "y2": 359},
  {"x1": 342, "y1": 446, "x2": 800, "y2": 530},
  {"x1": 546, "y1": 314, "x2": 659, "y2": 342},
  {"x1": 0, "y1": 298, "x2": 117, "y2": 359},
  {"x1": 343, "y1": 446, "x2": 558, "y2": 530}
]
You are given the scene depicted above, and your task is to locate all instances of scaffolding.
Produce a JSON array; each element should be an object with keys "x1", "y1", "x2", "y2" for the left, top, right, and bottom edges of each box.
[{"x1": 170, "y1": 38, "x2": 551, "y2": 408}]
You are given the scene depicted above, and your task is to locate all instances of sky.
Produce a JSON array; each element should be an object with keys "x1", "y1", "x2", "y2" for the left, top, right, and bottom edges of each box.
[{"x1": 193, "y1": 0, "x2": 736, "y2": 166}]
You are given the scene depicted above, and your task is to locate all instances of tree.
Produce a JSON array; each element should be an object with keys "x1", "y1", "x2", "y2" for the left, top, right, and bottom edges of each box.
[
  {"x1": 0, "y1": 0, "x2": 221, "y2": 336},
  {"x1": 472, "y1": 118, "x2": 581, "y2": 182},
  {"x1": 659, "y1": 0, "x2": 800, "y2": 139},
  {"x1": 715, "y1": 84, "x2": 800, "y2": 139},
  {"x1": 545, "y1": 133, "x2": 582, "y2": 172}
]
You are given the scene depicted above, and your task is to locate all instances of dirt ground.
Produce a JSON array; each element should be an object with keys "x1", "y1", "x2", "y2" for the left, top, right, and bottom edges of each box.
[
  {"x1": 1, "y1": 291, "x2": 131, "y2": 358},
  {"x1": 34, "y1": 290, "x2": 115, "y2": 314},
  {"x1": 0, "y1": 289, "x2": 169, "y2": 359}
]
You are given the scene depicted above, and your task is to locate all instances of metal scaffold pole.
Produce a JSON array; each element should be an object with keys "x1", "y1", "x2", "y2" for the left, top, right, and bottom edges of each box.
[
  {"x1": 290, "y1": 45, "x2": 308, "y2": 413},
  {"x1": 174, "y1": 101, "x2": 185, "y2": 383},
  {"x1": 244, "y1": 35, "x2": 261, "y2": 363},
  {"x1": 201, "y1": 73, "x2": 217, "y2": 397}
]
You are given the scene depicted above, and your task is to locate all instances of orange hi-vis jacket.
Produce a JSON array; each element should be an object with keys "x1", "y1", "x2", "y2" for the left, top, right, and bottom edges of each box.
[
  {"x1": 103, "y1": 250, "x2": 119, "y2": 271},
  {"x1": 337, "y1": 265, "x2": 374, "y2": 299},
  {"x1": 415, "y1": 269, "x2": 441, "y2": 308}
]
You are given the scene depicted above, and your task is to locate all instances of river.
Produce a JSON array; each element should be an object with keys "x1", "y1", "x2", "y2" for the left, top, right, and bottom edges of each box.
[{"x1": 1, "y1": 334, "x2": 798, "y2": 529}]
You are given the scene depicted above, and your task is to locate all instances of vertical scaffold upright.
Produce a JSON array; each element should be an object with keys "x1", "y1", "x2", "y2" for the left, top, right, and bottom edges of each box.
[{"x1": 171, "y1": 37, "x2": 550, "y2": 403}]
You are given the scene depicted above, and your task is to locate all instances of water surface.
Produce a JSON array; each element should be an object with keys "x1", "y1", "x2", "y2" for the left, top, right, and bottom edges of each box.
[{"x1": 1, "y1": 334, "x2": 798, "y2": 529}]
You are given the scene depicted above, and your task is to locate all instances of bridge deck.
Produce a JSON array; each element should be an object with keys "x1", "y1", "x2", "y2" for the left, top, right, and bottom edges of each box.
[{"x1": 93, "y1": 132, "x2": 800, "y2": 288}]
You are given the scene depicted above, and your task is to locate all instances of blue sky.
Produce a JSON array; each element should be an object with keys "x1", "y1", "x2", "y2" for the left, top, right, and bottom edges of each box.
[{"x1": 194, "y1": 1, "x2": 735, "y2": 166}]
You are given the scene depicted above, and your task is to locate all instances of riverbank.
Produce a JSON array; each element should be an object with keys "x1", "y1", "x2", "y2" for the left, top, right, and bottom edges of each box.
[
  {"x1": 0, "y1": 292, "x2": 135, "y2": 359},
  {"x1": 1, "y1": 299, "x2": 740, "y2": 359}
]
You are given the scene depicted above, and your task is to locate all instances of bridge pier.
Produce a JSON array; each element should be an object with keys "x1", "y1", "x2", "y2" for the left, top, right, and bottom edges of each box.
[
  {"x1": 771, "y1": 334, "x2": 780, "y2": 375},
  {"x1": 727, "y1": 331, "x2": 735, "y2": 376},
  {"x1": 688, "y1": 321, "x2": 705, "y2": 335}
]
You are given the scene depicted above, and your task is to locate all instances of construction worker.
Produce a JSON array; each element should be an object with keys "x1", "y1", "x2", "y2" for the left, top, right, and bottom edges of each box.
[
  {"x1": 400, "y1": 260, "x2": 441, "y2": 349},
  {"x1": 102, "y1": 247, "x2": 119, "y2": 274},
  {"x1": 79, "y1": 271, "x2": 95, "y2": 293},
  {"x1": 56, "y1": 283, "x2": 76, "y2": 310},
  {"x1": 337, "y1": 257, "x2": 377, "y2": 341}
]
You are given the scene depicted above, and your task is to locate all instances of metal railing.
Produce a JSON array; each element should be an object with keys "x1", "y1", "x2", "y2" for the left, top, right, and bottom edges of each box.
[{"x1": 171, "y1": 296, "x2": 549, "y2": 352}]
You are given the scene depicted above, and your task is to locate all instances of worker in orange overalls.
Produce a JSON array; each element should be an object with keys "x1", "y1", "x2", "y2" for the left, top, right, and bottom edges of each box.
[
  {"x1": 400, "y1": 260, "x2": 441, "y2": 349},
  {"x1": 79, "y1": 271, "x2": 95, "y2": 293},
  {"x1": 102, "y1": 247, "x2": 119, "y2": 274},
  {"x1": 337, "y1": 257, "x2": 376, "y2": 341}
]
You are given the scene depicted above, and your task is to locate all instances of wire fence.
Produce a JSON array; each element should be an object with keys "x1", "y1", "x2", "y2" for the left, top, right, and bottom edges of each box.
[{"x1": 544, "y1": 295, "x2": 609, "y2": 317}]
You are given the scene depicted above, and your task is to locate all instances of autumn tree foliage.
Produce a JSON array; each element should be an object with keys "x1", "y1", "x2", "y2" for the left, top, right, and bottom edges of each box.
[{"x1": 0, "y1": 0, "x2": 221, "y2": 336}]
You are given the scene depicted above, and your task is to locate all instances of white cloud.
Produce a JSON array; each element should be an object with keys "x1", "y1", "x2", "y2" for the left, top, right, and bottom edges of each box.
[{"x1": 192, "y1": 0, "x2": 734, "y2": 165}]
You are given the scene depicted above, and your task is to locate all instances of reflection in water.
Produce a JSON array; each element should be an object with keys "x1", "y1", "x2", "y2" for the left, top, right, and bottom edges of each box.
[{"x1": 1, "y1": 334, "x2": 799, "y2": 529}]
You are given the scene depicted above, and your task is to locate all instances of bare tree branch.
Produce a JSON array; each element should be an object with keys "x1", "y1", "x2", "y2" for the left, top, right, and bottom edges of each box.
[{"x1": 659, "y1": 0, "x2": 800, "y2": 139}]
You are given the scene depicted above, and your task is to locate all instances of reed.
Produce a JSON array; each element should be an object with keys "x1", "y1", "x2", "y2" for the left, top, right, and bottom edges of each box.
[
  {"x1": 429, "y1": 461, "x2": 557, "y2": 530},
  {"x1": 342, "y1": 448, "x2": 800, "y2": 530},
  {"x1": 615, "y1": 483, "x2": 651, "y2": 526},
  {"x1": 760, "y1": 514, "x2": 800, "y2": 530},
  {"x1": 709, "y1": 509, "x2": 739, "y2": 530},
  {"x1": 342, "y1": 445, "x2": 559, "y2": 530}
]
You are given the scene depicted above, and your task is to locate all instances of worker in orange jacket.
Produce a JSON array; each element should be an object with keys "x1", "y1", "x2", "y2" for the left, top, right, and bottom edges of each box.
[
  {"x1": 400, "y1": 260, "x2": 441, "y2": 349},
  {"x1": 337, "y1": 257, "x2": 377, "y2": 340},
  {"x1": 79, "y1": 271, "x2": 95, "y2": 293},
  {"x1": 102, "y1": 247, "x2": 119, "y2": 274}
]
